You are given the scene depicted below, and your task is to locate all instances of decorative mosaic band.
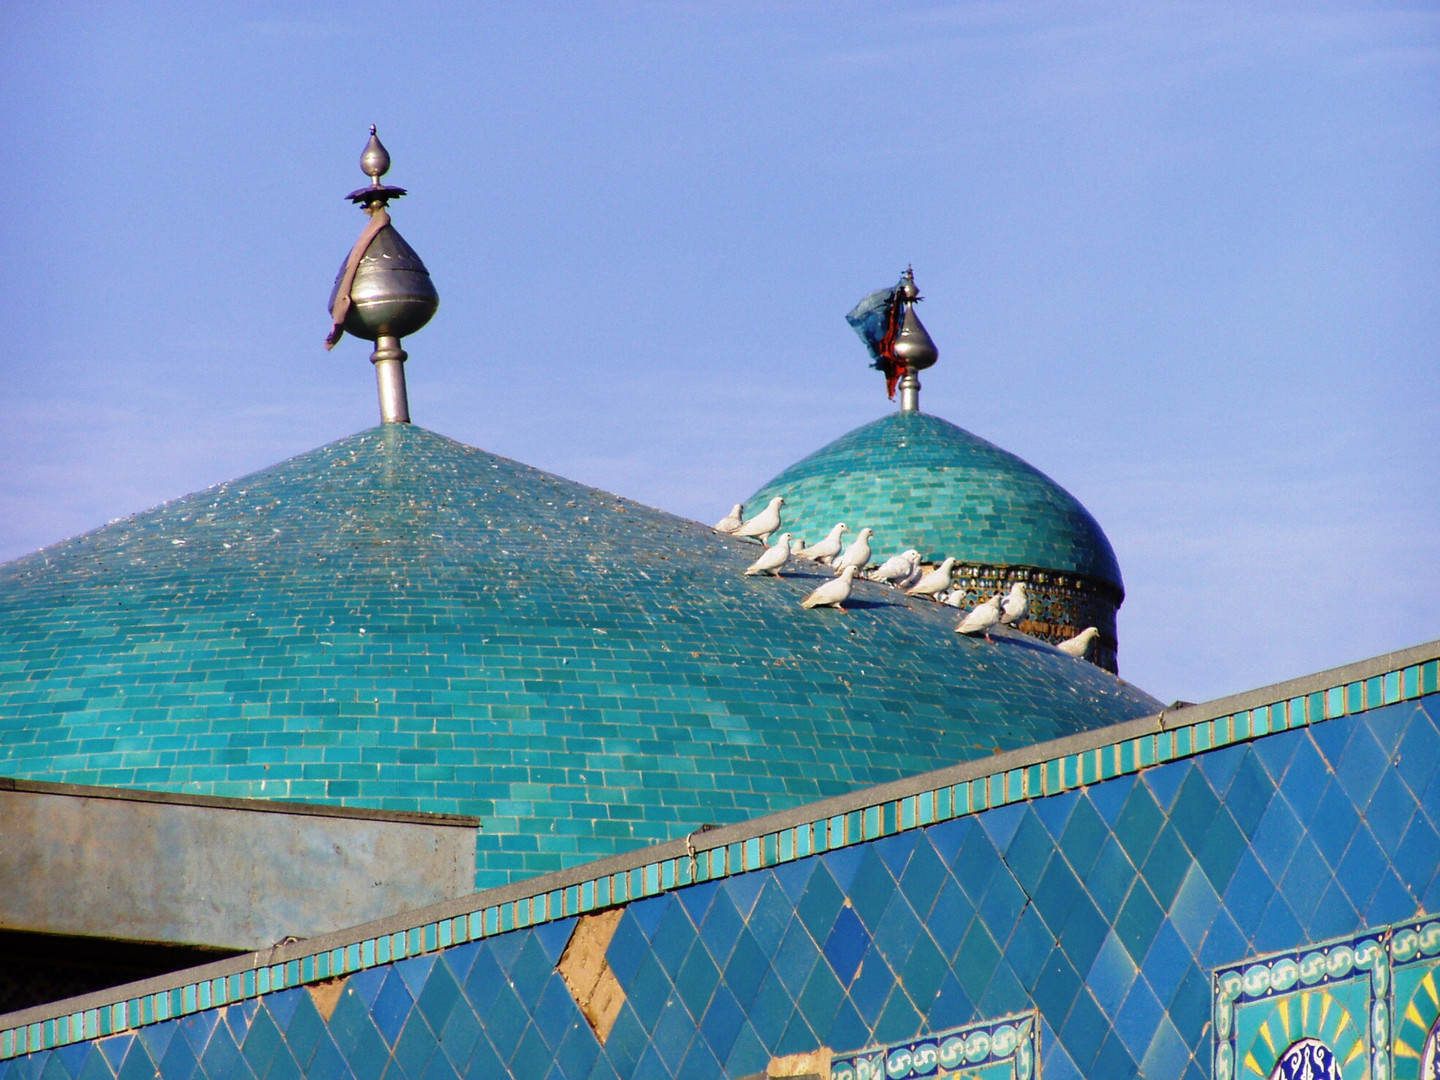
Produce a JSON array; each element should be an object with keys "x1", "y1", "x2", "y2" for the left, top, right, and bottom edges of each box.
[
  {"x1": 947, "y1": 562, "x2": 1122, "y2": 671},
  {"x1": 831, "y1": 1011, "x2": 1038, "y2": 1080},
  {"x1": 4, "y1": 648, "x2": 1437, "y2": 1062},
  {"x1": 1213, "y1": 918, "x2": 1440, "y2": 1080}
]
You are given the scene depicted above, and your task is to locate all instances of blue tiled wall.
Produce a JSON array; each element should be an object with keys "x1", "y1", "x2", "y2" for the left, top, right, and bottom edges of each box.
[{"x1": 4, "y1": 693, "x2": 1435, "y2": 1080}]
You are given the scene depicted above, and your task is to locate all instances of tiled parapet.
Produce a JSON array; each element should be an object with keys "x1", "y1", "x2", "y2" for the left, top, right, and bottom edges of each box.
[
  {"x1": 3, "y1": 642, "x2": 1435, "y2": 1078},
  {"x1": 0, "y1": 424, "x2": 1160, "y2": 889},
  {"x1": 746, "y1": 411, "x2": 1124, "y2": 591}
]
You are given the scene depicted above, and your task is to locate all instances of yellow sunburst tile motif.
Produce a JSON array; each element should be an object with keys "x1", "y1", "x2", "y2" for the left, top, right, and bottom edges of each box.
[
  {"x1": 1391, "y1": 921, "x2": 1440, "y2": 1080},
  {"x1": 1215, "y1": 933, "x2": 1381, "y2": 1080}
]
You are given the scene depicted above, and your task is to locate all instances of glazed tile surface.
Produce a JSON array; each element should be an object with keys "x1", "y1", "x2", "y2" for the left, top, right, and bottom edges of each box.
[
  {"x1": 746, "y1": 411, "x2": 1123, "y2": 591},
  {"x1": 0, "y1": 424, "x2": 1159, "y2": 888}
]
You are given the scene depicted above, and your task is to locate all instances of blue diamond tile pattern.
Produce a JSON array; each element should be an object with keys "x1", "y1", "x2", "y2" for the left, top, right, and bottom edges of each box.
[
  {"x1": 746, "y1": 410, "x2": 1123, "y2": 589},
  {"x1": 2, "y1": 691, "x2": 1433, "y2": 1079},
  {"x1": 0, "y1": 423, "x2": 1160, "y2": 890}
]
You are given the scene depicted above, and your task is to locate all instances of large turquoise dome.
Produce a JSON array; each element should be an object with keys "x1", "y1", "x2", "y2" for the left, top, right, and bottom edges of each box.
[
  {"x1": 0, "y1": 424, "x2": 1159, "y2": 888},
  {"x1": 747, "y1": 411, "x2": 1126, "y2": 669}
]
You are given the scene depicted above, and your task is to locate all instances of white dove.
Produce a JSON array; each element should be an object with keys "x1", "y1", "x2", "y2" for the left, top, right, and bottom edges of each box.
[
  {"x1": 906, "y1": 557, "x2": 956, "y2": 598},
  {"x1": 798, "y1": 523, "x2": 847, "y2": 564},
  {"x1": 1057, "y1": 627, "x2": 1100, "y2": 658},
  {"x1": 942, "y1": 588, "x2": 968, "y2": 608},
  {"x1": 832, "y1": 527, "x2": 875, "y2": 573},
  {"x1": 870, "y1": 549, "x2": 920, "y2": 584},
  {"x1": 1000, "y1": 582, "x2": 1030, "y2": 626},
  {"x1": 955, "y1": 594, "x2": 1003, "y2": 640},
  {"x1": 713, "y1": 503, "x2": 744, "y2": 534},
  {"x1": 801, "y1": 566, "x2": 858, "y2": 610},
  {"x1": 744, "y1": 533, "x2": 793, "y2": 576},
  {"x1": 732, "y1": 496, "x2": 784, "y2": 544},
  {"x1": 896, "y1": 560, "x2": 924, "y2": 589}
]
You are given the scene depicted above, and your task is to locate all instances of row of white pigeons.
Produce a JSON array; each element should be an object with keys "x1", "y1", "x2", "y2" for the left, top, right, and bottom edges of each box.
[{"x1": 714, "y1": 497, "x2": 1100, "y2": 658}]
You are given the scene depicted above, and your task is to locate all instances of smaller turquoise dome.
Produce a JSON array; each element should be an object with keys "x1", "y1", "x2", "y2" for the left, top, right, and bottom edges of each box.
[{"x1": 748, "y1": 411, "x2": 1123, "y2": 593}]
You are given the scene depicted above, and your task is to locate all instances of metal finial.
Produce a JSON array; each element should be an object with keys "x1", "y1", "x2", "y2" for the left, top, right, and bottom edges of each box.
[
  {"x1": 360, "y1": 125, "x2": 391, "y2": 185},
  {"x1": 325, "y1": 128, "x2": 439, "y2": 424},
  {"x1": 345, "y1": 127, "x2": 407, "y2": 209},
  {"x1": 893, "y1": 267, "x2": 937, "y2": 413},
  {"x1": 899, "y1": 265, "x2": 920, "y2": 302}
]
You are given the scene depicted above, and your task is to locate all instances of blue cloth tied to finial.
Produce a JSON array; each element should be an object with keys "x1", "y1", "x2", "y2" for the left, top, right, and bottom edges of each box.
[{"x1": 846, "y1": 277, "x2": 906, "y2": 399}]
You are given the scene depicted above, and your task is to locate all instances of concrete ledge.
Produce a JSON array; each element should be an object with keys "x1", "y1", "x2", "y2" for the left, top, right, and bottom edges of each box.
[
  {"x1": 0, "y1": 782, "x2": 479, "y2": 954},
  {"x1": 0, "y1": 778, "x2": 480, "y2": 828}
]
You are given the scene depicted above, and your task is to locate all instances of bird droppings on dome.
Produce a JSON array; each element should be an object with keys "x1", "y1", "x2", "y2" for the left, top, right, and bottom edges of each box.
[{"x1": 0, "y1": 422, "x2": 1161, "y2": 890}]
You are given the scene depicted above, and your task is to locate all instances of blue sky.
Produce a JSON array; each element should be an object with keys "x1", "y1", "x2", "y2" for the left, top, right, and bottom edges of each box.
[{"x1": 2, "y1": 2, "x2": 1436, "y2": 703}]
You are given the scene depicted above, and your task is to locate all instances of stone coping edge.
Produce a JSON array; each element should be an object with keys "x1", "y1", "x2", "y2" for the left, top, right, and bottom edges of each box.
[{"x1": 0, "y1": 776, "x2": 481, "y2": 830}]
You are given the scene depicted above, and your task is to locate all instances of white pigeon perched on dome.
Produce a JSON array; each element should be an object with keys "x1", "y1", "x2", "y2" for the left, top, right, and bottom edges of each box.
[
  {"x1": 1000, "y1": 582, "x2": 1030, "y2": 626},
  {"x1": 743, "y1": 533, "x2": 793, "y2": 576},
  {"x1": 832, "y1": 527, "x2": 875, "y2": 573},
  {"x1": 798, "y1": 523, "x2": 847, "y2": 564},
  {"x1": 956, "y1": 594, "x2": 1003, "y2": 640},
  {"x1": 906, "y1": 556, "x2": 956, "y2": 598},
  {"x1": 1057, "y1": 626, "x2": 1100, "y2": 658},
  {"x1": 801, "y1": 565, "x2": 858, "y2": 610},
  {"x1": 942, "y1": 589, "x2": 968, "y2": 608},
  {"x1": 713, "y1": 503, "x2": 744, "y2": 534},
  {"x1": 870, "y1": 549, "x2": 921, "y2": 585},
  {"x1": 732, "y1": 496, "x2": 784, "y2": 544}
]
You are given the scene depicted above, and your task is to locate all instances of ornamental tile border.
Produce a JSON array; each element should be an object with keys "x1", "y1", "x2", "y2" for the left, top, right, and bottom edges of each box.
[
  {"x1": 3, "y1": 641, "x2": 1437, "y2": 1061},
  {"x1": 1391, "y1": 922, "x2": 1440, "y2": 1079},
  {"x1": 830, "y1": 1010, "x2": 1038, "y2": 1080},
  {"x1": 1213, "y1": 918, "x2": 1440, "y2": 1080}
]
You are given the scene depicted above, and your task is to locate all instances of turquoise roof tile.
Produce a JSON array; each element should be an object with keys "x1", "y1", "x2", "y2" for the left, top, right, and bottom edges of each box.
[
  {"x1": 747, "y1": 411, "x2": 1124, "y2": 592},
  {"x1": 0, "y1": 424, "x2": 1158, "y2": 888}
]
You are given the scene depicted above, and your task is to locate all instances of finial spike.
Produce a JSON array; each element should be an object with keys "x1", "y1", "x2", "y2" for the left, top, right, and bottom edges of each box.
[
  {"x1": 899, "y1": 265, "x2": 920, "y2": 302},
  {"x1": 360, "y1": 126, "x2": 391, "y2": 185}
]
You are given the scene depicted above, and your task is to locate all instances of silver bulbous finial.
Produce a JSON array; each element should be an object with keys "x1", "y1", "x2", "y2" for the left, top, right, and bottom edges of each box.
[
  {"x1": 894, "y1": 306, "x2": 937, "y2": 372},
  {"x1": 893, "y1": 267, "x2": 937, "y2": 413},
  {"x1": 325, "y1": 128, "x2": 439, "y2": 425},
  {"x1": 330, "y1": 226, "x2": 439, "y2": 343},
  {"x1": 360, "y1": 125, "x2": 390, "y2": 186}
]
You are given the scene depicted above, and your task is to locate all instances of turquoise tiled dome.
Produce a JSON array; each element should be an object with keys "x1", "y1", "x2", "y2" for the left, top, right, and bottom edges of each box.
[
  {"x1": 748, "y1": 411, "x2": 1124, "y2": 592},
  {"x1": 0, "y1": 424, "x2": 1159, "y2": 887}
]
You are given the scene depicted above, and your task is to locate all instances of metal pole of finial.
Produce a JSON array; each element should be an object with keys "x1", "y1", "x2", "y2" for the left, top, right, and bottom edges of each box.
[
  {"x1": 898, "y1": 269, "x2": 921, "y2": 412},
  {"x1": 898, "y1": 370, "x2": 921, "y2": 412},
  {"x1": 372, "y1": 337, "x2": 411, "y2": 423}
]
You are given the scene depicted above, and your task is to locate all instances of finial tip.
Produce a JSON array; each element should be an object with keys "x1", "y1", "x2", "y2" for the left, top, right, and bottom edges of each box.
[
  {"x1": 899, "y1": 265, "x2": 920, "y2": 302},
  {"x1": 360, "y1": 127, "x2": 391, "y2": 184}
]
